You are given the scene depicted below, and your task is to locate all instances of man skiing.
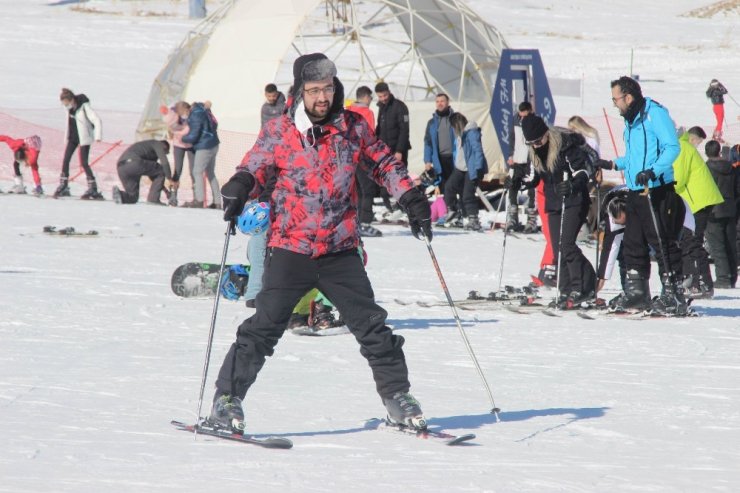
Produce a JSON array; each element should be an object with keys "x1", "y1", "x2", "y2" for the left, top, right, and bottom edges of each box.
[
  {"x1": 209, "y1": 53, "x2": 432, "y2": 433},
  {"x1": 596, "y1": 76, "x2": 686, "y2": 315}
]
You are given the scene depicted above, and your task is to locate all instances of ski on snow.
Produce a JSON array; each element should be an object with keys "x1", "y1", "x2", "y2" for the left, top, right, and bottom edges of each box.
[
  {"x1": 171, "y1": 420, "x2": 293, "y2": 449},
  {"x1": 365, "y1": 418, "x2": 477, "y2": 446}
]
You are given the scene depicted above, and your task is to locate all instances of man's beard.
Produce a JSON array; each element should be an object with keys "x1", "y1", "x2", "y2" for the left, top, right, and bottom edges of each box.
[{"x1": 306, "y1": 101, "x2": 331, "y2": 120}]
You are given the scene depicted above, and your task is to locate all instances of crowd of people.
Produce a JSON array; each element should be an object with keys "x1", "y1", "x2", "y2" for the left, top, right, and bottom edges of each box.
[{"x1": 3, "y1": 51, "x2": 738, "y2": 437}]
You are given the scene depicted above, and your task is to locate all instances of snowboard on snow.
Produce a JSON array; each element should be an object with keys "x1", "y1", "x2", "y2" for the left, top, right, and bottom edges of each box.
[{"x1": 170, "y1": 262, "x2": 249, "y2": 298}]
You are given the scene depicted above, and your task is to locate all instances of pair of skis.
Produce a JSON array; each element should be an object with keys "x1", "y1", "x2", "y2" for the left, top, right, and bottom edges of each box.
[{"x1": 171, "y1": 418, "x2": 476, "y2": 449}]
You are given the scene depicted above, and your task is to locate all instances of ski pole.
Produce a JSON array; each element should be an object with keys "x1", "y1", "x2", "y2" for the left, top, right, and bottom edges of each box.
[
  {"x1": 496, "y1": 189, "x2": 510, "y2": 294},
  {"x1": 69, "y1": 140, "x2": 123, "y2": 182},
  {"x1": 421, "y1": 235, "x2": 501, "y2": 419},
  {"x1": 194, "y1": 220, "x2": 236, "y2": 439},
  {"x1": 594, "y1": 182, "x2": 601, "y2": 296},
  {"x1": 554, "y1": 195, "x2": 566, "y2": 307},
  {"x1": 602, "y1": 108, "x2": 625, "y2": 184},
  {"x1": 641, "y1": 185, "x2": 672, "y2": 279}
]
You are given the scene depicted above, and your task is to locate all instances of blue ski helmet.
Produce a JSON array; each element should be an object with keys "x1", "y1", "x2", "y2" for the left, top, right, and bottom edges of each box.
[{"x1": 237, "y1": 201, "x2": 270, "y2": 235}]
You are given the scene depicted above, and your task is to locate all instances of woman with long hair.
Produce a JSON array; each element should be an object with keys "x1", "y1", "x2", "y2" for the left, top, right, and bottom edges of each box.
[{"x1": 522, "y1": 115, "x2": 596, "y2": 308}]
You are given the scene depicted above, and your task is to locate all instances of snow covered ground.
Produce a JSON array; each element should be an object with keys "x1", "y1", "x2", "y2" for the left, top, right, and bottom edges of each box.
[
  {"x1": 1, "y1": 1, "x2": 740, "y2": 492},
  {"x1": 2, "y1": 194, "x2": 740, "y2": 493}
]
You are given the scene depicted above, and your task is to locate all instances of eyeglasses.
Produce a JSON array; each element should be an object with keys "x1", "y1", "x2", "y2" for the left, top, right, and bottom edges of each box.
[
  {"x1": 304, "y1": 85, "x2": 335, "y2": 97},
  {"x1": 611, "y1": 94, "x2": 628, "y2": 104},
  {"x1": 525, "y1": 136, "x2": 546, "y2": 147}
]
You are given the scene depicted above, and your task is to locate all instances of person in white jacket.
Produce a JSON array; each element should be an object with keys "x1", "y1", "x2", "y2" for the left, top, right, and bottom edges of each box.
[{"x1": 55, "y1": 88, "x2": 103, "y2": 199}]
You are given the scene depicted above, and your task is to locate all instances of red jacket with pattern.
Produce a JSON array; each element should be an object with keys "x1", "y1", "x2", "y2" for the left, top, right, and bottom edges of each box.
[{"x1": 236, "y1": 108, "x2": 413, "y2": 258}]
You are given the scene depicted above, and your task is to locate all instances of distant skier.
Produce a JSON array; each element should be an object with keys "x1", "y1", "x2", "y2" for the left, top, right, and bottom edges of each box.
[
  {"x1": 705, "y1": 79, "x2": 728, "y2": 141},
  {"x1": 208, "y1": 53, "x2": 432, "y2": 434},
  {"x1": 0, "y1": 134, "x2": 44, "y2": 195}
]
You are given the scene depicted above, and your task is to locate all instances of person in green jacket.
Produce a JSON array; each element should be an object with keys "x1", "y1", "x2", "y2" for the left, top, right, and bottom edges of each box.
[{"x1": 673, "y1": 126, "x2": 724, "y2": 298}]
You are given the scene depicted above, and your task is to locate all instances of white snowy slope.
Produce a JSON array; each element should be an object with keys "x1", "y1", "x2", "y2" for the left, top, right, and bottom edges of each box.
[
  {"x1": 1, "y1": 196, "x2": 739, "y2": 493},
  {"x1": 1, "y1": 1, "x2": 740, "y2": 492}
]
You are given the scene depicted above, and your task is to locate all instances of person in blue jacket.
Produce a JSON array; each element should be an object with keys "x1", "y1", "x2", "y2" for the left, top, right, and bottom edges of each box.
[
  {"x1": 446, "y1": 112, "x2": 488, "y2": 231},
  {"x1": 596, "y1": 76, "x2": 687, "y2": 315},
  {"x1": 423, "y1": 94, "x2": 458, "y2": 223},
  {"x1": 179, "y1": 101, "x2": 221, "y2": 208}
]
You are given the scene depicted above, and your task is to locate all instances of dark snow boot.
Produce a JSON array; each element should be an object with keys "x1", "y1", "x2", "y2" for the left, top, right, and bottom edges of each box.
[
  {"x1": 53, "y1": 175, "x2": 71, "y2": 198},
  {"x1": 208, "y1": 394, "x2": 246, "y2": 433},
  {"x1": 523, "y1": 207, "x2": 539, "y2": 234},
  {"x1": 382, "y1": 392, "x2": 427, "y2": 430},
  {"x1": 359, "y1": 223, "x2": 383, "y2": 237},
  {"x1": 609, "y1": 269, "x2": 652, "y2": 312},
  {"x1": 464, "y1": 215, "x2": 482, "y2": 231},
  {"x1": 308, "y1": 301, "x2": 343, "y2": 330},
  {"x1": 650, "y1": 272, "x2": 689, "y2": 316},
  {"x1": 559, "y1": 290, "x2": 595, "y2": 310},
  {"x1": 80, "y1": 178, "x2": 104, "y2": 200},
  {"x1": 505, "y1": 205, "x2": 520, "y2": 232}
]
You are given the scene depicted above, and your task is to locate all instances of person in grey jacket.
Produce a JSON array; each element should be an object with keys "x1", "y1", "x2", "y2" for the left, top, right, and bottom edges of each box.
[
  {"x1": 112, "y1": 140, "x2": 171, "y2": 205},
  {"x1": 261, "y1": 84, "x2": 286, "y2": 127}
]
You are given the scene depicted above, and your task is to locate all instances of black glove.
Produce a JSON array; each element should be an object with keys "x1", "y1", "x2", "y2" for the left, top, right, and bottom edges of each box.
[
  {"x1": 635, "y1": 169, "x2": 656, "y2": 187},
  {"x1": 503, "y1": 176, "x2": 514, "y2": 190},
  {"x1": 595, "y1": 159, "x2": 614, "y2": 170},
  {"x1": 398, "y1": 187, "x2": 432, "y2": 241},
  {"x1": 555, "y1": 180, "x2": 572, "y2": 198},
  {"x1": 221, "y1": 172, "x2": 255, "y2": 221}
]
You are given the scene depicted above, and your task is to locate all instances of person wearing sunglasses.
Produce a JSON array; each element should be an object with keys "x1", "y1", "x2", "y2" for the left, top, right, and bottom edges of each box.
[
  {"x1": 519, "y1": 114, "x2": 597, "y2": 309},
  {"x1": 209, "y1": 53, "x2": 432, "y2": 434},
  {"x1": 596, "y1": 76, "x2": 686, "y2": 316}
]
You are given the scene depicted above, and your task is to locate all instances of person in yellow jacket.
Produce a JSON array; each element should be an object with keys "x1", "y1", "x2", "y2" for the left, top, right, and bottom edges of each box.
[{"x1": 673, "y1": 126, "x2": 724, "y2": 298}]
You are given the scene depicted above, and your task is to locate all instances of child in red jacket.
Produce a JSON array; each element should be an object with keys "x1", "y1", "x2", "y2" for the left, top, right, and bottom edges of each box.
[{"x1": 0, "y1": 135, "x2": 43, "y2": 195}]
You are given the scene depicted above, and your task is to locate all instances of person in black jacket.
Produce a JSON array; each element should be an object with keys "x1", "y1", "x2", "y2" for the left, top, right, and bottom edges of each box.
[
  {"x1": 374, "y1": 82, "x2": 411, "y2": 215},
  {"x1": 113, "y1": 140, "x2": 172, "y2": 205},
  {"x1": 704, "y1": 140, "x2": 737, "y2": 288},
  {"x1": 705, "y1": 79, "x2": 728, "y2": 141},
  {"x1": 520, "y1": 115, "x2": 596, "y2": 308}
]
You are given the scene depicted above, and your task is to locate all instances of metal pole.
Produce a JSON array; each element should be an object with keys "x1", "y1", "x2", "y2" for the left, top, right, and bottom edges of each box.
[
  {"x1": 594, "y1": 183, "x2": 601, "y2": 296},
  {"x1": 554, "y1": 196, "x2": 566, "y2": 305},
  {"x1": 422, "y1": 235, "x2": 501, "y2": 419},
  {"x1": 497, "y1": 189, "x2": 510, "y2": 294},
  {"x1": 194, "y1": 220, "x2": 235, "y2": 438}
]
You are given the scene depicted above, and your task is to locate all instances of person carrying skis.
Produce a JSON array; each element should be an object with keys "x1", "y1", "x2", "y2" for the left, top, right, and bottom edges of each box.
[
  {"x1": 595, "y1": 76, "x2": 686, "y2": 315},
  {"x1": 208, "y1": 53, "x2": 432, "y2": 434},
  {"x1": 0, "y1": 134, "x2": 44, "y2": 195},
  {"x1": 519, "y1": 114, "x2": 596, "y2": 309}
]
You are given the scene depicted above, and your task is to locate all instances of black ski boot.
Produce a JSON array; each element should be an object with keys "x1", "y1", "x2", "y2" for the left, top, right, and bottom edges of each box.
[
  {"x1": 287, "y1": 312, "x2": 309, "y2": 329},
  {"x1": 650, "y1": 272, "x2": 689, "y2": 316},
  {"x1": 309, "y1": 301, "x2": 343, "y2": 330},
  {"x1": 53, "y1": 175, "x2": 71, "y2": 198},
  {"x1": 359, "y1": 223, "x2": 383, "y2": 237},
  {"x1": 80, "y1": 178, "x2": 104, "y2": 200},
  {"x1": 464, "y1": 215, "x2": 482, "y2": 231},
  {"x1": 505, "y1": 205, "x2": 520, "y2": 232},
  {"x1": 382, "y1": 392, "x2": 427, "y2": 430},
  {"x1": 559, "y1": 290, "x2": 595, "y2": 310},
  {"x1": 208, "y1": 394, "x2": 246, "y2": 433},
  {"x1": 523, "y1": 207, "x2": 539, "y2": 234},
  {"x1": 609, "y1": 269, "x2": 652, "y2": 312}
]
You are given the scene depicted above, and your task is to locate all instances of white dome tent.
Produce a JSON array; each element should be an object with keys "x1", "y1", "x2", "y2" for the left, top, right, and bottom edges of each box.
[{"x1": 136, "y1": 0, "x2": 508, "y2": 179}]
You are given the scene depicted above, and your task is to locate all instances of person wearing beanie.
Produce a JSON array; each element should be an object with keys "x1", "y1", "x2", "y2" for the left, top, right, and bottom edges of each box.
[
  {"x1": 518, "y1": 114, "x2": 596, "y2": 309},
  {"x1": 596, "y1": 75, "x2": 686, "y2": 315},
  {"x1": 207, "y1": 53, "x2": 431, "y2": 434}
]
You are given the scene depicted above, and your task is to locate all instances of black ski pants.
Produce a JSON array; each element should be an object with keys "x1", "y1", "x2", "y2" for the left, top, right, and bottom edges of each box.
[
  {"x1": 215, "y1": 247, "x2": 410, "y2": 400},
  {"x1": 623, "y1": 184, "x2": 684, "y2": 278},
  {"x1": 548, "y1": 201, "x2": 596, "y2": 295},
  {"x1": 61, "y1": 141, "x2": 93, "y2": 179},
  {"x1": 356, "y1": 170, "x2": 378, "y2": 224},
  {"x1": 706, "y1": 216, "x2": 738, "y2": 286},
  {"x1": 116, "y1": 158, "x2": 165, "y2": 204},
  {"x1": 681, "y1": 206, "x2": 712, "y2": 287},
  {"x1": 444, "y1": 168, "x2": 479, "y2": 216}
]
